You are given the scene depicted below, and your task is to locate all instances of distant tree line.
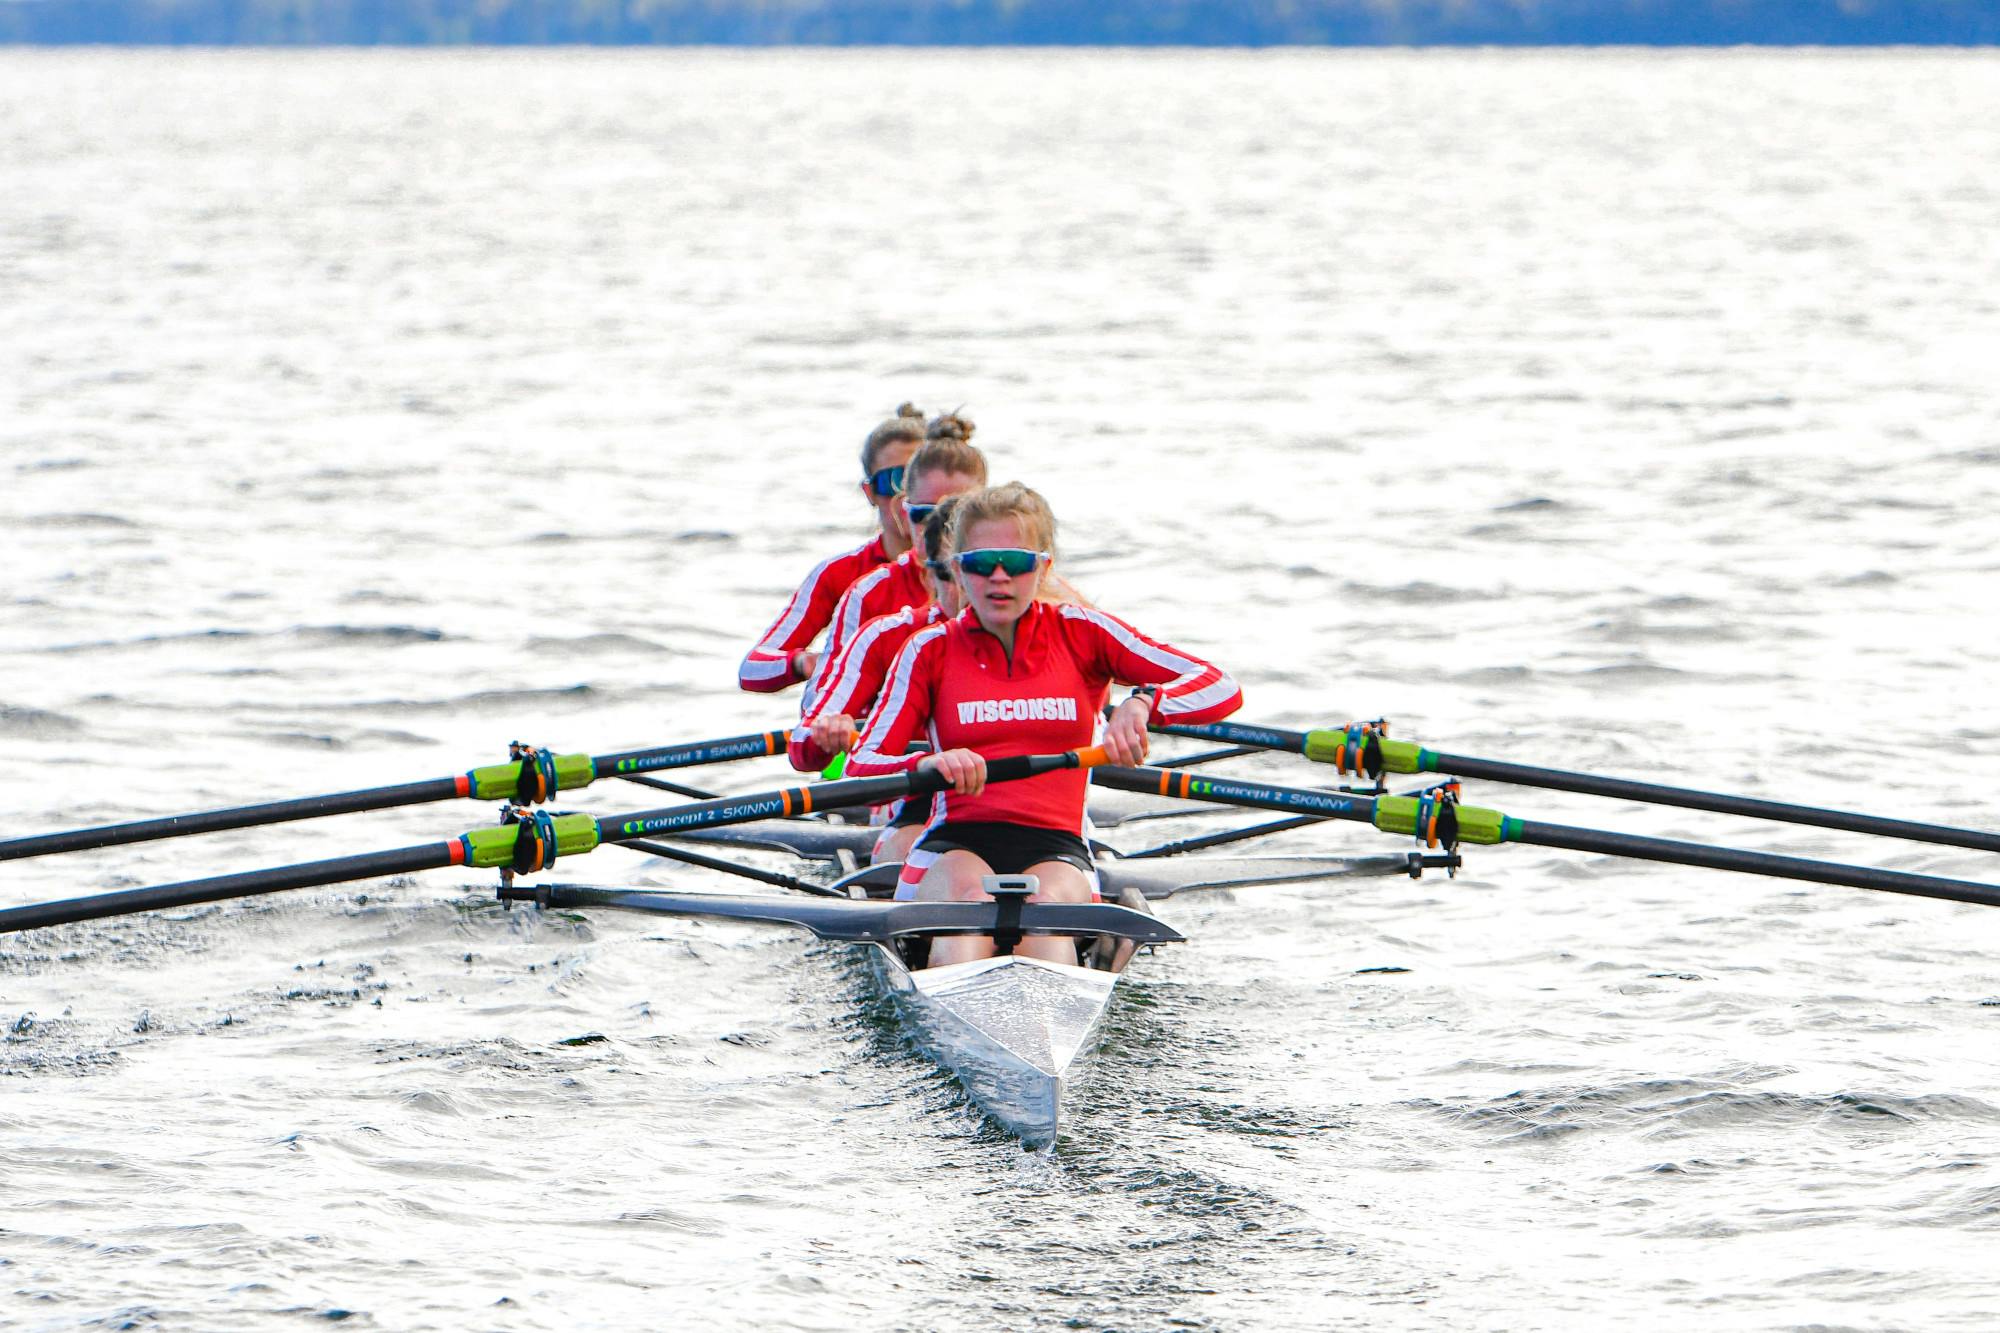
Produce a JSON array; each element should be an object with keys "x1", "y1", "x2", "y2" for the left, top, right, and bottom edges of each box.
[{"x1": 2, "y1": 0, "x2": 1996, "y2": 44}]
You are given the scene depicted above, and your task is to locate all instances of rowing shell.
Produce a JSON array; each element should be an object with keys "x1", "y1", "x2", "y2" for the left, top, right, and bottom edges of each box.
[
  {"x1": 826, "y1": 854, "x2": 1172, "y2": 1146},
  {"x1": 868, "y1": 945, "x2": 1119, "y2": 1146},
  {"x1": 517, "y1": 877, "x2": 1171, "y2": 1147},
  {"x1": 518, "y1": 839, "x2": 1443, "y2": 1144},
  {"x1": 584, "y1": 844, "x2": 1443, "y2": 1144},
  {"x1": 786, "y1": 847, "x2": 1443, "y2": 1143}
]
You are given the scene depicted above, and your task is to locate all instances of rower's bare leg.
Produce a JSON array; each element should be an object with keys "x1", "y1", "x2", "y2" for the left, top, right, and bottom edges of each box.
[
  {"x1": 871, "y1": 822, "x2": 925, "y2": 867},
  {"x1": 916, "y1": 849, "x2": 998, "y2": 966},
  {"x1": 1016, "y1": 860, "x2": 1093, "y2": 965}
]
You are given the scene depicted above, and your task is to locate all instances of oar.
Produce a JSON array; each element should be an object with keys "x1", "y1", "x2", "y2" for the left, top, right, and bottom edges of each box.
[
  {"x1": 1150, "y1": 745, "x2": 1261, "y2": 769},
  {"x1": 1155, "y1": 719, "x2": 2000, "y2": 856},
  {"x1": 0, "y1": 750, "x2": 1105, "y2": 934},
  {"x1": 1116, "y1": 783, "x2": 1447, "y2": 859},
  {"x1": 1093, "y1": 764, "x2": 2000, "y2": 911},
  {"x1": 617, "y1": 819, "x2": 1445, "y2": 900},
  {"x1": 504, "y1": 885, "x2": 1183, "y2": 946},
  {"x1": 618, "y1": 839, "x2": 837, "y2": 897},
  {"x1": 616, "y1": 774, "x2": 720, "y2": 800},
  {"x1": 1118, "y1": 814, "x2": 1322, "y2": 858},
  {"x1": 654, "y1": 821, "x2": 881, "y2": 863},
  {"x1": 0, "y1": 730, "x2": 790, "y2": 863},
  {"x1": 828, "y1": 850, "x2": 1452, "y2": 900}
]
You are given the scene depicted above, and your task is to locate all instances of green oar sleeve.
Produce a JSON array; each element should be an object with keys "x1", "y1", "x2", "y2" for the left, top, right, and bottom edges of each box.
[
  {"x1": 465, "y1": 752, "x2": 597, "y2": 800},
  {"x1": 1372, "y1": 796, "x2": 1515, "y2": 846},
  {"x1": 458, "y1": 813, "x2": 602, "y2": 868}
]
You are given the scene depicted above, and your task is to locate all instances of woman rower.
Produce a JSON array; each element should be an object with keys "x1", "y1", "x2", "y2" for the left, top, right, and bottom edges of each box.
[
  {"x1": 789, "y1": 496, "x2": 968, "y2": 864},
  {"x1": 737, "y1": 404, "x2": 927, "y2": 694},
  {"x1": 845, "y1": 482, "x2": 1243, "y2": 967},
  {"x1": 811, "y1": 413, "x2": 987, "y2": 689}
]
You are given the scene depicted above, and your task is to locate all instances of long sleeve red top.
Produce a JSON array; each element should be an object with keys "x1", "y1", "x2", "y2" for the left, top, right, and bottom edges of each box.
[
  {"x1": 813, "y1": 551, "x2": 931, "y2": 693},
  {"x1": 737, "y1": 534, "x2": 892, "y2": 693},
  {"x1": 787, "y1": 603, "x2": 942, "y2": 772},
  {"x1": 845, "y1": 601, "x2": 1242, "y2": 834}
]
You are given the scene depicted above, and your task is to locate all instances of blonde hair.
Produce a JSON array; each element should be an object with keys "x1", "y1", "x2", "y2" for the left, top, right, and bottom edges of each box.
[
  {"x1": 952, "y1": 484, "x2": 1087, "y2": 606},
  {"x1": 950, "y1": 481, "x2": 1055, "y2": 584},
  {"x1": 860, "y1": 403, "x2": 926, "y2": 475}
]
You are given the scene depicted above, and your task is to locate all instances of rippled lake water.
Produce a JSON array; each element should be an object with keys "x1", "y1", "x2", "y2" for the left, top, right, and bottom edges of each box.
[{"x1": 4, "y1": 46, "x2": 2000, "y2": 1331}]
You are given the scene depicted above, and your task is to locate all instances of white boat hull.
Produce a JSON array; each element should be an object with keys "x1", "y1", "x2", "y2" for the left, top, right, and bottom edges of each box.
[{"x1": 867, "y1": 945, "x2": 1120, "y2": 1146}]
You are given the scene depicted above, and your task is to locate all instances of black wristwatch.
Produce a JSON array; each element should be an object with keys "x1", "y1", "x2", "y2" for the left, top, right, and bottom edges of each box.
[{"x1": 1126, "y1": 686, "x2": 1160, "y2": 717}]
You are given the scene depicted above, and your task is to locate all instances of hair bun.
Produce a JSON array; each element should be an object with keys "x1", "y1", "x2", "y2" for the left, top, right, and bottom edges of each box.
[
  {"x1": 926, "y1": 411, "x2": 975, "y2": 444},
  {"x1": 862, "y1": 405, "x2": 930, "y2": 471}
]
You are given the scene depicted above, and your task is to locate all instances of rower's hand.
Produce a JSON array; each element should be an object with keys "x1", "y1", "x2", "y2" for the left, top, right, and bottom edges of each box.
[
  {"x1": 810, "y1": 711, "x2": 858, "y2": 756},
  {"x1": 1102, "y1": 698, "x2": 1152, "y2": 766},
  {"x1": 790, "y1": 649, "x2": 821, "y2": 681},
  {"x1": 920, "y1": 748, "x2": 987, "y2": 796}
]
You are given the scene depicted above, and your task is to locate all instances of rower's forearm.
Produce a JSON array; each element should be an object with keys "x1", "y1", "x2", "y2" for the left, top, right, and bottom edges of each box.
[
  {"x1": 737, "y1": 646, "x2": 806, "y2": 693},
  {"x1": 786, "y1": 726, "x2": 834, "y2": 774},
  {"x1": 843, "y1": 748, "x2": 922, "y2": 779}
]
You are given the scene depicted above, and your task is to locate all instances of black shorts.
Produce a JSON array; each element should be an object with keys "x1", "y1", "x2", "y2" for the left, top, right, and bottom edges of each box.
[
  {"x1": 888, "y1": 795, "x2": 932, "y2": 829},
  {"x1": 912, "y1": 821, "x2": 1096, "y2": 878}
]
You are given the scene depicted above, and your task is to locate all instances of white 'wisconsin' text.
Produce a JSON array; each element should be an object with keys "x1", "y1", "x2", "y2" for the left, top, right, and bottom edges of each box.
[{"x1": 956, "y1": 697, "x2": 1080, "y2": 725}]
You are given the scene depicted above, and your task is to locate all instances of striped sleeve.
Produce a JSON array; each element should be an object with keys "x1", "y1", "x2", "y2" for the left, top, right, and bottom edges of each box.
[
  {"x1": 788, "y1": 608, "x2": 911, "y2": 772},
  {"x1": 814, "y1": 562, "x2": 896, "y2": 691},
  {"x1": 737, "y1": 542, "x2": 871, "y2": 693},
  {"x1": 1058, "y1": 605, "x2": 1243, "y2": 724},
  {"x1": 844, "y1": 623, "x2": 950, "y2": 777}
]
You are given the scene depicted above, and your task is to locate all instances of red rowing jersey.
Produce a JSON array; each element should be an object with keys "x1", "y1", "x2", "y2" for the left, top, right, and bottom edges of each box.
[
  {"x1": 816, "y1": 551, "x2": 931, "y2": 690},
  {"x1": 788, "y1": 603, "x2": 943, "y2": 772},
  {"x1": 845, "y1": 601, "x2": 1243, "y2": 833},
  {"x1": 738, "y1": 534, "x2": 892, "y2": 693}
]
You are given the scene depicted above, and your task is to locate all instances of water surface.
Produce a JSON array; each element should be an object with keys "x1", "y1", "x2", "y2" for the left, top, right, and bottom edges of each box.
[{"x1": 4, "y1": 47, "x2": 2000, "y2": 1332}]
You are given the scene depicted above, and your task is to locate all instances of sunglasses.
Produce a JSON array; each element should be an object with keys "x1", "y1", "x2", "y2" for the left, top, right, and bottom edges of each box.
[
  {"x1": 953, "y1": 548, "x2": 1047, "y2": 578},
  {"x1": 865, "y1": 465, "x2": 906, "y2": 498},
  {"x1": 923, "y1": 558, "x2": 952, "y2": 581},
  {"x1": 904, "y1": 501, "x2": 940, "y2": 527}
]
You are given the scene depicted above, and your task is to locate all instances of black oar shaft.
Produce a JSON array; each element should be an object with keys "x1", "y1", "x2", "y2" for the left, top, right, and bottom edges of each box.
[
  {"x1": 0, "y1": 779, "x2": 461, "y2": 863},
  {"x1": 1157, "y1": 721, "x2": 1310, "y2": 751},
  {"x1": 1114, "y1": 783, "x2": 1441, "y2": 859},
  {"x1": 594, "y1": 750, "x2": 1095, "y2": 843},
  {"x1": 1433, "y1": 752, "x2": 2000, "y2": 855},
  {"x1": 0, "y1": 843, "x2": 456, "y2": 934},
  {"x1": 1155, "y1": 719, "x2": 2000, "y2": 856},
  {"x1": 616, "y1": 774, "x2": 720, "y2": 800},
  {"x1": 510, "y1": 886, "x2": 1186, "y2": 945},
  {"x1": 1151, "y1": 745, "x2": 1261, "y2": 769},
  {"x1": 0, "y1": 750, "x2": 1100, "y2": 936},
  {"x1": 593, "y1": 731, "x2": 787, "y2": 776},
  {"x1": 1093, "y1": 765, "x2": 1380, "y2": 826},
  {"x1": 0, "y1": 782, "x2": 879, "y2": 935},
  {"x1": 1099, "y1": 761, "x2": 2000, "y2": 910},
  {"x1": 598, "y1": 773, "x2": 930, "y2": 840},
  {"x1": 1119, "y1": 815, "x2": 1323, "y2": 859},
  {"x1": 1515, "y1": 820, "x2": 2000, "y2": 910},
  {"x1": 0, "y1": 729, "x2": 792, "y2": 864},
  {"x1": 619, "y1": 839, "x2": 835, "y2": 897}
]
